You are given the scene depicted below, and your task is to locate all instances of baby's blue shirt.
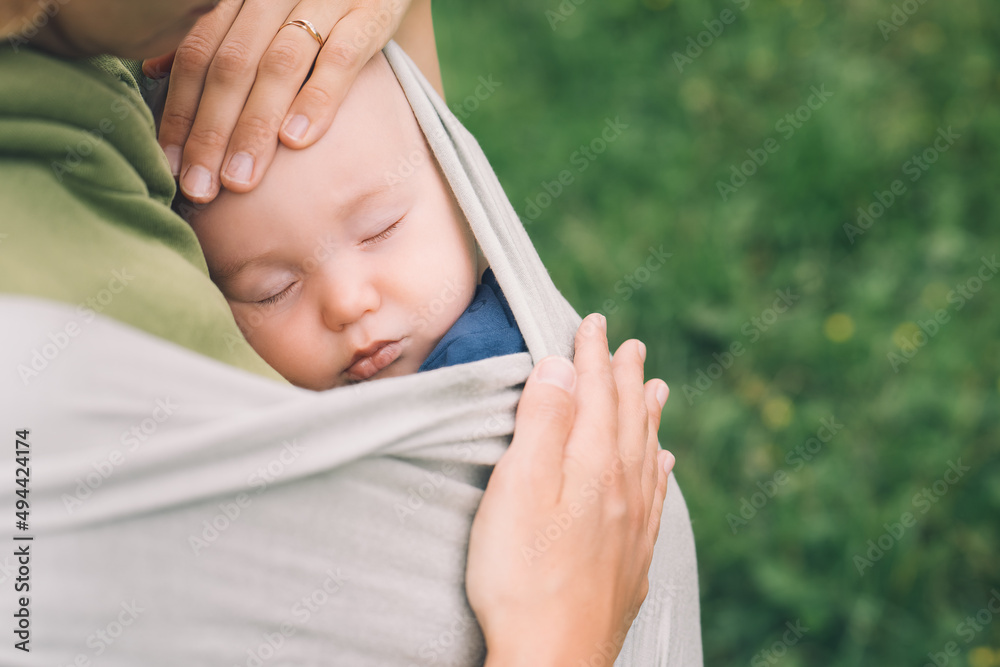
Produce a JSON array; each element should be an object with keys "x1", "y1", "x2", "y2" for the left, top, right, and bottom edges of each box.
[{"x1": 419, "y1": 268, "x2": 528, "y2": 371}]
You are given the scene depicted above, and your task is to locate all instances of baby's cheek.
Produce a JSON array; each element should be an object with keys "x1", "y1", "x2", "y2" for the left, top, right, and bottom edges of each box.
[
  {"x1": 230, "y1": 303, "x2": 277, "y2": 344},
  {"x1": 228, "y1": 304, "x2": 256, "y2": 339},
  {"x1": 229, "y1": 305, "x2": 288, "y2": 368}
]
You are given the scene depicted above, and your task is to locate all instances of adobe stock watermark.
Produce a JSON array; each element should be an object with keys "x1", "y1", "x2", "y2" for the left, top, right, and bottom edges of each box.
[
  {"x1": 55, "y1": 600, "x2": 145, "y2": 665},
  {"x1": 348, "y1": 0, "x2": 403, "y2": 50},
  {"x1": 887, "y1": 255, "x2": 996, "y2": 372},
  {"x1": 50, "y1": 101, "x2": 139, "y2": 182},
  {"x1": 672, "y1": 0, "x2": 752, "y2": 74},
  {"x1": 413, "y1": 611, "x2": 477, "y2": 665},
  {"x1": 407, "y1": 277, "x2": 468, "y2": 333},
  {"x1": 396, "y1": 406, "x2": 511, "y2": 523},
  {"x1": 682, "y1": 288, "x2": 799, "y2": 405},
  {"x1": 520, "y1": 447, "x2": 646, "y2": 565},
  {"x1": 922, "y1": 589, "x2": 1000, "y2": 667},
  {"x1": 726, "y1": 416, "x2": 843, "y2": 534},
  {"x1": 578, "y1": 626, "x2": 630, "y2": 667},
  {"x1": 236, "y1": 568, "x2": 351, "y2": 667},
  {"x1": 593, "y1": 245, "x2": 672, "y2": 318},
  {"x1": 450, "y1": 75, "x2": 502, "y2": 120},
  {"x1": 631, "y1": 581, "x2": 681, "y2": 629},
  {"x1": 853, "y1": 459, "x2": 970, "y2": 575},
  {"x1": 717, "y1": 84, "x2": 833, "y2": 202},
  {"x1": 878, "y1": 0, "x2": 931, "y2": 41},
  {"x1": 48, "y1": 56, "x2": 173, "y2": 177},
  {"x1": 5, "y1": 0, "x2": 71, "y2": 52},
  {"x1": 61, "y1": 398, "x2": 180, "y2": 514},
  {"x1": 188, "y1": 439, "x2": 305, "y2": 555},
  {"x1": 522, "y1": 116, "x2": 628, "y2": 222},
  {"x1": 388, "y1": 71, "x2": 503, "y2": 185},
  {"x1": 362, "y1": 266, "x2": 502, "y2": 386},
  {"x1": 750, "y1": 619, "x2": 810, "y2": 667},
  {"x1": 17, "y1": 267, "x2": 135, "y2": 385},
  {"x1": 578, "y1": 586, "x2": 681, "y2": 667},
  {"x1": 393, "y1": 445, "x2": 482, "y2": 523},
  {"x1": 382, "y1": 125, "x2": 448, "y2": 187},
  {"x1": 545, "y1": 0, "x2": 587, "y2": 31},
  {"x1": 844, "y1": 126, "x2": 960, "y2": 244}
]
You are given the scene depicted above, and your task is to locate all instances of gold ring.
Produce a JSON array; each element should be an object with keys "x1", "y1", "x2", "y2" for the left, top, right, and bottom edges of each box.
[{"x1": 279, "y1": 19, "x2": 325, "y2": 48}]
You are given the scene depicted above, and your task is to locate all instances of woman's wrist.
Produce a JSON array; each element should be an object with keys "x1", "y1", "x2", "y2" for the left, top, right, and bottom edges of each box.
[
  {"x1": 484, "y1": 642, "x2": 577, "y2": 667},
  {"x1": 480, "y1": 614, "x2": 576, "y2": 666},
  {"x1": 481, "y1": 618, "x2": 625, "y2": 667}
]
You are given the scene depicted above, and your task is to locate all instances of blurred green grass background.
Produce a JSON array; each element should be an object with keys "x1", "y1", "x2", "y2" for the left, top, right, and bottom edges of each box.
[{"x1": 435, "y1": 0, "x2": 999, "y2": 665}]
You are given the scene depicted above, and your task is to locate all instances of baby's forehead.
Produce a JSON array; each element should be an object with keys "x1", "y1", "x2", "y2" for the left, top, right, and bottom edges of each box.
[
  {"x1": 316, "y1": 52, "x2": 427, "y2": 169},
  {"x1": 187, "y1": 52, "x2": 430, "y2": 227}
]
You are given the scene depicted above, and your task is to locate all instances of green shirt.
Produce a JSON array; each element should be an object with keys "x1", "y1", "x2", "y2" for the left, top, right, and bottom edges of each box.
[{"x1": 0, "y1": 44, "x2": 284, "y2": 382}]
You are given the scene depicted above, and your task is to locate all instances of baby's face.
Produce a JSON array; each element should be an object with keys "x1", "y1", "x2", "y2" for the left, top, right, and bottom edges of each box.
[{"x1": 189, "y1": 54, "x2": 478, "y2": 390}]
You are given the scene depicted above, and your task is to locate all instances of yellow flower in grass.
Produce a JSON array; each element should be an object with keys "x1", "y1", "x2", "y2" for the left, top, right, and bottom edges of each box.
[
  {"x1": 762, "y1": 396, "x2": 793, "y2": 431},
  {"x1": 739, "y1": 376, "x2": 768, "y2": 406},
  {"x1": 921, "y1": 282, "x2": 949, "y2": 310},
  {"x1": 968, "y1": 646, "x2": 996, "y2": 667},
  {"x1": 892, "y1": 322, "x2": 921, "y2": 348},
  {"x1": 824, "y1": 313, "x2": 855, "y2": 343}
]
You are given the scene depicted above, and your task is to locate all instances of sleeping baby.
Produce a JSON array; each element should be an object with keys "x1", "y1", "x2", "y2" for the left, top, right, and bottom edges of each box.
[{"x1": 175, "y1": 51, "x2": 527, "y2": 390}]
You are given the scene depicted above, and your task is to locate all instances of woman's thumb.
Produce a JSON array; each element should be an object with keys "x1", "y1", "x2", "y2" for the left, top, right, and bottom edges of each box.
[{"x1": 506, "y1": 356, "x2": 578, "y2": 473}]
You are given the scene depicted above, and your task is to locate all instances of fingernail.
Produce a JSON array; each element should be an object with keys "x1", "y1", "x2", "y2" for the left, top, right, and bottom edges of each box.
[
  {"x1": 225, "y1": 152, "x2": 254, "y2": 186},
  {"x1": 283, "y1": 114, "x2": 310, "y2": 142},
  {"x1": 587, "y1": 313, "x2": 606, "y2": 334},
  {"x1": 637, "y1": 340, "x2": 646, "y2": 362},
  {"x1": 163, "y1": 145, "x2": 181, "y2": 177},
  {"x1": 662, "y1": 450, "x2": 675, "y2": 474},
  {"x1": 536, "y1": 356, "x2": 576, "y2": 392},
  {"x1": 656, "y1": 382, "x2": 669, "y2": 408},
  {"x1": 181, "y1": 164, "x2": 213, "y2": 200}
]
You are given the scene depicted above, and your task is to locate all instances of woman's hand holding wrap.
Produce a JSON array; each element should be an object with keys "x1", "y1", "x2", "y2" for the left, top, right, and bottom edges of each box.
[{"x1": 466, "y1": 313, "x2": 675, "y2": 667}]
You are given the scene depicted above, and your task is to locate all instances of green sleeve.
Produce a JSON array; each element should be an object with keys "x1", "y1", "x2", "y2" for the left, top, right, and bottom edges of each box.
[{"x1": 0, "y1": 45, "x2": 286, "y2": 383}]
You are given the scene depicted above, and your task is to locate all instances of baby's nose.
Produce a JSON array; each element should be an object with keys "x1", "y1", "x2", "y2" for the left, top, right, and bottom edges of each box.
[{"x1": 318, "y1": 267, "x2": 380, "y2": 331}]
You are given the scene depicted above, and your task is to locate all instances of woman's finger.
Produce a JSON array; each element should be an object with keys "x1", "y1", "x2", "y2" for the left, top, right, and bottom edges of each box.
[
  {"x1": 610, "y1": 338, "x2": 648, "y2": 472},
  {"x1": 279, "y1": 2, "x2": 407, "y2": 148},
  {"x1": 563, "y1": 314, "x2": 618, "y2": 480},
  {"x1": 502, "y1": 356, "x2": 578, "y2": 504},
  {"x1": 647, "y1": 450, "x2": 675, "y2": 546},
  {"x1": 639, "y1": 379, "x2": 668, "y2": 506},
  {"x1": 176, "y1": 1, "x2": 297, "y2": 202},
  {"x1": 219, "y1": 2, "x2": 345, "y2": 192},
  {"x1": 156, "y1": 0, "x2": 244, "y2": 179}
]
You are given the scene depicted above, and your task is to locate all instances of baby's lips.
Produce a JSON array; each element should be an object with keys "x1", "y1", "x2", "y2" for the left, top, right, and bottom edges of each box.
[{"x1": 344, "y1": 339, "x2": 404, "y2": 381}]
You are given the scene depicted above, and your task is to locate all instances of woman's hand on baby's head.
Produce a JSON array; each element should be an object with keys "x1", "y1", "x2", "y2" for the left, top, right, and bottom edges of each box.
[{"x1": 148, "y1": 0, "x2": 413, "y2": 204}]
